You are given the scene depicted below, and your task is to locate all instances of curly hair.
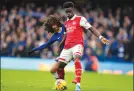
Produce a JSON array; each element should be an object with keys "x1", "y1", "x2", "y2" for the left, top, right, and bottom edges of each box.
[{"x1": 43, "y1": 15, "x2": 62, "y2": 33}]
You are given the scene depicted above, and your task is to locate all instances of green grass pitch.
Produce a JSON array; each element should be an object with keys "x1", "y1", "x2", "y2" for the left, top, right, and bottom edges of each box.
[{"x1": 1, "y1": 69, "x2": 133, "y2": 91}]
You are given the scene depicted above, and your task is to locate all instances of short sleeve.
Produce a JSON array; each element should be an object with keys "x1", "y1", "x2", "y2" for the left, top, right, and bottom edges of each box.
[{"x1": 80, "y1": 16, "x2": 92, "y2": 29}]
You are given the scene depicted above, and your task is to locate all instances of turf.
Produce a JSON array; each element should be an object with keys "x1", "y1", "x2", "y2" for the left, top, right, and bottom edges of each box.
[{"x1": 1, "y1": 69, "x2": 133, "y2": 91}]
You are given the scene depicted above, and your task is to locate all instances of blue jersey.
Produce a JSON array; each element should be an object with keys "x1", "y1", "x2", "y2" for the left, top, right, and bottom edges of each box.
[{"x1": 31, "y1": 25, "x2": 65, "y2": 51}]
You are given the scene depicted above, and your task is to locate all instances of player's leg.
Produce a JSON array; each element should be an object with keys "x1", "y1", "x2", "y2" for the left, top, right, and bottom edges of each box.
[
  {"x1": 50, "y1": 49, "x2": 72, "y2": 80},
  {"x1": 57, "y1": 68, "x2": 65, "y2": 79},
  {"x1": 73, "y1": 54, "x2": 82, "y2": 91},
  {"x1": 50, "y1": 61, "x2": 60, "y2": 79},
  {"x1": 57, "y1": 48, "x2": 73, "y2": 79},
  {"x1": 55, "y1": 58, "x2": 65, "y2": 79},
  {"x1": 72, "y1": 44, "x2": 84, "y2": 91},
  {"x1": 50, "y1": 48, "x2": 72, "y2": 89},
  {"x1": 50, "y1": 61, "x2": 65, "y2": 79},
  {"x1": 50, "y1": 61, "x2": 67, "y2": 90}
]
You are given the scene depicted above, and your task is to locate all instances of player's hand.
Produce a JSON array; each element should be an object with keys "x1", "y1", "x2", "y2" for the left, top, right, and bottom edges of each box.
[
  {"x1": 100, "y1": 36, "x2": 110, "y2": 45},
  {"x1": 28, "y1": 50, "x2": 34, "y2": 56}
]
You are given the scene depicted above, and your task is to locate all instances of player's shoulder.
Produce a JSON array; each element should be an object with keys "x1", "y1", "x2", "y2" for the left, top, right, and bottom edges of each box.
[
  {"x1": 75, "y1": 15, "x2": 86, "y2": 20},
  {"x1": 76, "y1": 15, "x2": 85, "y2": 18}
]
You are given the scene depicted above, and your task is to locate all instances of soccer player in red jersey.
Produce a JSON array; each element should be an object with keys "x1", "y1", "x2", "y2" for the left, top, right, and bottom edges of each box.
[
  {"x1": 62, "y1": 2, "x2": 109, "y2": 91},
  {"x1": 50, "y1": 2, "x2": 110, "y2": 91}
]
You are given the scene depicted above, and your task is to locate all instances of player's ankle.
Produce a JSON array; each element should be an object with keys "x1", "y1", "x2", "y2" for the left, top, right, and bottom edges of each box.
[
  {"x1": 76, "y1": 83, "x2": 80, "y2": 86},
  {"x1": 52, "y1": 72, "x2": 59, "y2": 79},
  {"x1": 56, "y1": 78, "x2": 60, "y2": 80}
]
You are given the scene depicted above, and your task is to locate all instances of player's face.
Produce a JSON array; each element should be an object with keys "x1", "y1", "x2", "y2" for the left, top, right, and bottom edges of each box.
[
  {"x1": 64, "y1": 7, "x2": 74, "y2": 19},
  {"x1": 52, "y1": 24, "x2": 59, "y2": 32}
]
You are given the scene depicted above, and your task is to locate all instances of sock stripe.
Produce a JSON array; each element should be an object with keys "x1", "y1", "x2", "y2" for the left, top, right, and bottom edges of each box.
[{"x1": 76, "y1": 76, "x2": 81, "y2": 77}]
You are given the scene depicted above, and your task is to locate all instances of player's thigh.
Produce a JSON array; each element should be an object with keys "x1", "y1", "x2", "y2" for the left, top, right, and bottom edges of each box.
[
  {"x1": 58, "y1": 61, "x2": 67, "y2": 69},
  {"x1": 72, "y1": 44, "x2": 84, "y2": 59},
  {"x1": 59, "y1": 49, "x2": 72, "y2": 64}
]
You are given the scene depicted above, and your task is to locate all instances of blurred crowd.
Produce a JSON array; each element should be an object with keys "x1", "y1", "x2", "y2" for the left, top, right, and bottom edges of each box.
[{"x1": 1, "y1": 2, "x2": 133, "y2": 62}]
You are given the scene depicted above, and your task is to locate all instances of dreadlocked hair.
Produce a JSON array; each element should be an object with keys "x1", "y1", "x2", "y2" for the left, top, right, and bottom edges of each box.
[{"x1": 43, "y1": 15, "x2": 62, "y2": 33}]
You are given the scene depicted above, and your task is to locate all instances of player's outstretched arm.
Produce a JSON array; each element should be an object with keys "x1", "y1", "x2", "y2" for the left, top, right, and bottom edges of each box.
[
  {"x1": 28, "y1": 34, "x2": 57, "y2": 55},
  {"x1": 80, "y1": 16, "x2": 110, "y2": 45},
  {"x1": 28, "y1": 41, "x2": 54, "y2": 55},
  {"x1": 88, "y1": 27, "x2": 110, "y2": 45}
]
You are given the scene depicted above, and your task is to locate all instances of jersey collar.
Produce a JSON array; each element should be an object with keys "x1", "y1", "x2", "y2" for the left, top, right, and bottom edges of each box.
[{"x1": 67, "y1": 14, "x2": 76, "y2": 21}]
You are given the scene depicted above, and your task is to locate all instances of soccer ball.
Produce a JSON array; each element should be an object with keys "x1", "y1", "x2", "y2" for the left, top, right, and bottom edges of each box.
[{"x1": 55, "y1": 79, "x2": 67, "y2": 91}]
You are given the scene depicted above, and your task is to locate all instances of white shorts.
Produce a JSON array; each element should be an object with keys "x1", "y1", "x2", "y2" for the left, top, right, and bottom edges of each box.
[{"x1": 58, "y1": 44, "x2": 84, "y2": 64}]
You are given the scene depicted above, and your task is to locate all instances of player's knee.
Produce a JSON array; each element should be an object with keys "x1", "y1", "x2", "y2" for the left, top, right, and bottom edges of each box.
[
  {"x1": 50, "y1": 67, "x2": 57, "y2": 73},
  {"x1": 50, "y1": 68, "x2": 54, "y2": 73}
]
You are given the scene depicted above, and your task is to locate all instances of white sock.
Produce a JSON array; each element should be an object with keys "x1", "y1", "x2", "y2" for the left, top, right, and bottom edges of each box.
[
  {"x1": 76, "y1": 83, "x2": 80, "y2": 86},
  {"x1": 52, "y1": 72, "x2": 59, "y2": 79}
]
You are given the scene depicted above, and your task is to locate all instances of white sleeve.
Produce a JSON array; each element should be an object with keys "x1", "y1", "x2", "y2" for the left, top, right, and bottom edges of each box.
[{"x1": 80, "y1": 16, "x2": 92, "y2": 29}]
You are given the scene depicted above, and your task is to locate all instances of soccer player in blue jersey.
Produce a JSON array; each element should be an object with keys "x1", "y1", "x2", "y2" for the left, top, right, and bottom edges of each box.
[{"x1": 28, "y1": 15, "x2": 66, "y2": 80}]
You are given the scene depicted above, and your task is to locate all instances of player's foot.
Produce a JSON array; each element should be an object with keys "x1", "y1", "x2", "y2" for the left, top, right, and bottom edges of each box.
[
  {"x1": 52, "y1": 85, "x2": 56, "y2": 90},
  {"x1": 75, "y1": 84, "x2": 81, "y2": 91},
  {"x1": 72, "y1": 78, "x2": 77, "y2": 84},
  {"x1": 52, "y1": 87, "x2": 56, "y2": 90}
]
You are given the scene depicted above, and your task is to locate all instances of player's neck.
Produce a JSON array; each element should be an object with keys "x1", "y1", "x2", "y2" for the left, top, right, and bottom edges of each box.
[
  {"x1": 68, "y1": 14, "x2": 76, "y2": 20},
  {"x1": 71, "y1": 14, "x2": 75, "y2": 18},
  {"x1": 57, "y1": 27, "x2": 62, "y2": 33}
]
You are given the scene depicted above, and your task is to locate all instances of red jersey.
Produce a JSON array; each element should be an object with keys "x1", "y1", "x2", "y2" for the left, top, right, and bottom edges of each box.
[{"x1": 64, "y1": 15, "x2": 92, "y2": 49}]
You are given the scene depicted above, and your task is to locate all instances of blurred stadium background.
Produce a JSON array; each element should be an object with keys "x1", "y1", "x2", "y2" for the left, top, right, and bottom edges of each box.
[{"x1": 1, "y1": 0, "x2": 133, "y2": 91}]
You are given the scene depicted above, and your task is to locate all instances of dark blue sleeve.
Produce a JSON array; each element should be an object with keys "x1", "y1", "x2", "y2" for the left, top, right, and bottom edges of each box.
[{"x1": 31, "y1": 34, "x2": 58, "y2": 51}]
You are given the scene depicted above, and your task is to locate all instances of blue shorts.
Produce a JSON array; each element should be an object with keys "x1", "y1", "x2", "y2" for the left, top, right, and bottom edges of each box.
[{"x1": 55, "y1": 57, "x2": 59, "y2": 62}]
